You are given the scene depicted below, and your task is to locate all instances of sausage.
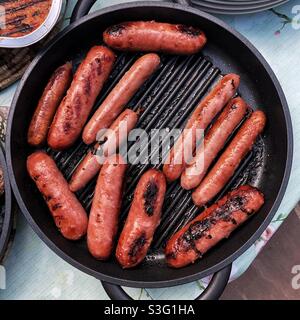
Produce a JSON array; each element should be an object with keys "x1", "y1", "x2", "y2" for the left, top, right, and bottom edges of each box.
[
  {"x1": 87, "y1": 154, "x2": 127, "y2": 260},
  {"x1": 192, "y1": 111, "x2": 266, "y2": 207},
  {"x1": 166, "y1": 185, "x2": 264, "y2": 268},
  {"x1": 116, "y1": 169, "x2": 166, "y2": 268},
  {"x1": 27, "y1": 151, "x2": 88, "y2": 240},
  {"x1": 69, "y1": 109, "x2": 138, "y2": 192},
  {"x1": 163, "y1": 74, "x2": 240, "y2": 182},
  {"x1": 103, "y1": 21, "x2": 207, "y2": 55},
  {"x1": 82, "y1": 53, "x2": 160, "y2": 145},
  {"x1": 48, "y1": 46, "x2": 116, "y2": 150},
  {"x1": 181, "y1": 97, "x2": 248, "y2": 190},
  {"x1": 28, "y1": 62, "x2": 73, "y2": 147}
]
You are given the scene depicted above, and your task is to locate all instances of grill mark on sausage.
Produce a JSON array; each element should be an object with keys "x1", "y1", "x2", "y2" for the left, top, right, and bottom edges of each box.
[
  {"x1": 143, "y1": 180, "x2": 158, "y2": 216},
  {"x1": 105, "y1": 24, "x2": 126, "y2": 36},
  {"x1": 94, "y1": 58, "x2": 103, "y2": 76},
  {"x1": 33, "y1": 174, "x2": 40, "y2": 181},
  {"x1": 52, "y1": 203, "x2": 63, "y2": 211},
  {"x1": 43, "y1": 195, "x2": 52, "y2": 202},
  {"x1": 177, "y1": 24, "x2": 203, "y2": 37},
  {"x1": 175, "y1": 194, "x2": 249, "y2": 255},
  {"x1": 83, "y1": 76, "x2": 92, "y2": 96},
  {"x1": 128, "y1": 233, "x2": 147, "y2": 257},
  {"x1": 47, "y1": 65, "x2": 69, "y2": 87},
  {"x1": 63, "y1": 121, "x2": 72, "y2": 135}
]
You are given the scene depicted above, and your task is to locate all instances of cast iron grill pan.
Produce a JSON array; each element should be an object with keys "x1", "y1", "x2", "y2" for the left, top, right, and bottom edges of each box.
[
  {"x1": 7, "y1": 2, "x2": 292, "y2": 295},
  {"x1": 45, "y1": 49, "x2": 266, "y2": 262}
]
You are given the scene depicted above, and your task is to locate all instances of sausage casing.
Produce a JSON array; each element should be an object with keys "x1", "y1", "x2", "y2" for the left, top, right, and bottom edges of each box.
[
  {"x1": 103, "y1": 21, "x2": 207, "y2": 55},
  {"x1": 48, "y1": 46, "x2": 116, "y2": 150},
  {"x1": 27, "y1": 151, "x2": 88, "y2": 240},
  {"x1": 166, "y1": 185, "x2": 264, "y2": 268},
  {"x1": 28, "y1": 62, "x2": 73, "y2": 147},
  {"x1": 87, "y1": 155, "x2": 127, "y2": 260},
  {"x1": 116, "y1": 169, "x2": 166, "y2": 268},
  {"x1": 181, "y1": 97, "x2": 248, "y2": 190},
  {"x1": 163, "y1": 74, "x2": 240, "y2": 182},
  {"x1": 69, "y1": 108, "x2": 138, "y2": 192},
  {"x1": 192, "y1": 111, "x2": 266, "y2": 207},
  {"x1": 82, "y1": 53, "x2": 160, "y2": 145}
]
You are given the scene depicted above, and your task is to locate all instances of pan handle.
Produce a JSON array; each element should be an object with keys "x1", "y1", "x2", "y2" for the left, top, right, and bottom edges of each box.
[
  {"x1": 101, "y1": 264, "x2": 231, "y2": 300},
  {"x1": 70, "y1": 0, "x2": 98, "y2": 23}
]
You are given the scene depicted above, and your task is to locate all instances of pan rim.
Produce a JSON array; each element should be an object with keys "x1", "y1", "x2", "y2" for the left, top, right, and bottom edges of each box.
[
  {"x1": 5, "y1": 1, "x2": 293, "y2": 288},
  {"x1": 0, "y1": 146, "x2": 13, "y2": 261}
]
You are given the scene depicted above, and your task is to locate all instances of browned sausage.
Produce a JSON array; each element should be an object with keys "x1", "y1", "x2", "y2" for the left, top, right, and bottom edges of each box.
[
  {"x1": 48, "y1": 46, "x2": 116, "y2": 150},
  {"x1": 116, "y1": 169, "x2": 166, "y2": 268},
  {"x1": 103, "y1": 21, "x2": 207, "y2": 55},
  {"x1": 181, "y1": 97, "x2": 248, "y2": 190},
  {"x1": 163, "y1": 74, "x2": 240, "y2": 182},
  {"x1": 192, "y1": 111, "x2": 266, "y2": 207},
  {"x1": 87, "y1": 154, "x2": 127, "y2": 260},
  {"x1": 27, "y1": 62, "x2": 73, "y2": 147},
  {"x1": 27, "y1": 151, "x2": 88, "y2": 240},
  {"x1": 166, "y1": 185, "x2": 264, "y2": 268},
  {"x1": 82, "y1": 53, "x2": 160, "y2": 145},
  {"x1": 69, "y1": 109, "x2": 138, "y2": 192}
]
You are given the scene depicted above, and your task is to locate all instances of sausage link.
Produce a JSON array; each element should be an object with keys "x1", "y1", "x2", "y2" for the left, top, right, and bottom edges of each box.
[
  {"x1": 181, "y1": 97, "x2": 248, "y2": 190},
  {"x1": 69, "y1": 109, "x2": 138, "y2": 192},
  {"x1": 48, "y1": 46, "x2": 116, "y2": 150},
  {"x1": 103, "y1": 21, "x2": 207, "y2": 55},
  {"x1": 166, "y1": 185, "x2": 264, "y2": 268},
  {"x1": 192, "y1": 111, "x2": 266, "y2": 207},
  {"x1": 28, "y1": 62, "x2": 73, "y2": 147},
  {"x1": 116, "y1": 169, "x2": 166, "y2": 268},
  {"x1": 82, "y1": 53, "x2": 160, "y2": 145},
  {"x1": 163, "y1": 74, "x2": 240, "y2": 182},
  {"x1": 87, "y1": 154, "x2": 127, "y2": 260},
  {"x1": 27, "y1": 151, "x2": 88, "y2": 240}
]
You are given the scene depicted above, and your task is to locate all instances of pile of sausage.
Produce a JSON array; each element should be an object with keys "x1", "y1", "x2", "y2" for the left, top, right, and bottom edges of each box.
[{"x1": 26, "y1": 21, "x2": 265, "y2": 269}]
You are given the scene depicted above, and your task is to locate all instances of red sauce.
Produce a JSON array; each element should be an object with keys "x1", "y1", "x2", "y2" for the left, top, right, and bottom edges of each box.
[{"x1": 0, "y1": 0, "x2": 52, "y2": 37}]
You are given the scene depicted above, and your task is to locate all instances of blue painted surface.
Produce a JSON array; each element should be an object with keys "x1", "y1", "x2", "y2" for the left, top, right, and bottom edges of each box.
[{"x1": 0, "y1": 0, "x2": 299, "y2": 300}]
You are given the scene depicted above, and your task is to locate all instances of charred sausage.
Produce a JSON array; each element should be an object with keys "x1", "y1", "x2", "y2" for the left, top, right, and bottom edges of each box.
[
  {"x1": 87, "y1": 154, "x2": 127, "y2": 260},
  {"x1": 163, "y1": 74, "x2": 240, "y2": 182},
  {"x1": 27, "y1": 151, "x2": 88, "y2": 240},
  {"x1": 69, "y1": 109, "x2": 138, "y2": 192},
  {"x1": 48, "y1": 46, "x2": 116, "y2": 150},
  {"x1": 192, "y1": 111, "x2": 266, "y2": 207},
  {"x1": 28, "y1": 62, "x2": 73, "y2": 147},
  {"x1": 181, "y1": 97, "x2": 248, "y2": 190},
  {"x1": 103, "y1": 21, "x2": 207, "y2": 55},
  {"x1": 116, "y1": 169, "x2": 166, "y2": 268},
  {"x1": 82, "y1": 53, "x2": 160, "y2": 145},
  {"x1": 166, "y1": 185, "x2": 264, "y2": 268}
]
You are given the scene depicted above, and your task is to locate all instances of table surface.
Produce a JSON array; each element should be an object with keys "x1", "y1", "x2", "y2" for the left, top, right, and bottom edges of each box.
[{"x1": 0, "y1": 0, "x2": 299, "y2": 300}]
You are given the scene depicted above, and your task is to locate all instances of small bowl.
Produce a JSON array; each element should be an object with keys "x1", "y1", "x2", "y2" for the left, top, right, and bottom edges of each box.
[{"x1": 0, "y1": 0, "x2": 64, "y2": 49}]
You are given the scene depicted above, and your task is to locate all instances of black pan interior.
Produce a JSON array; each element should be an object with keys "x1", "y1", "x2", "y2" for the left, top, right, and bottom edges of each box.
[{"x1": 6, "y1": 3, "x2": 291, "y2": 287}]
